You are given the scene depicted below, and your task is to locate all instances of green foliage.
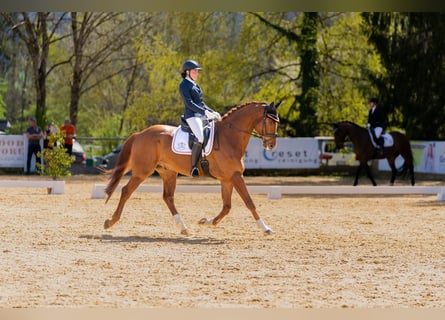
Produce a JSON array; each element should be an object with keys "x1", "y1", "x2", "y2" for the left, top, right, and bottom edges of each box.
[
  {"x1": 298, "y1": 12, "x2": 320, "y2": 137},
  {"x1": 362, "y1": 12, "x2": 445, "y2": 139},
  {"x1": 4, "y1": 12, "x2": 443, "y2": 142},
  {"x1": 317, "y1": 13, "x2": 384, "y2": 135},
  {"x1": 37, "y1": 132, "x2": 74, "y2": 180},
  {"x1": 0, "y1": 78, "x2": 6, "y2": 118}
]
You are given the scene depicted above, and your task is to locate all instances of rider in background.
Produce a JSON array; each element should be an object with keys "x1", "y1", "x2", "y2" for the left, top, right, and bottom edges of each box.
[
  {"x1": 367, "y1": 96, "x2": 386, "y2": 154},
  {"x1": 179, "y1": 59, "x2": 221, "y2": 177}
]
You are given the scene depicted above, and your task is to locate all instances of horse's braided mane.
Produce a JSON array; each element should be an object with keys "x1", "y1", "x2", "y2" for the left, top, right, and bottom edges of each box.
[
  {"x1": 221, "y1": 101, "x2": 265, "y2": 121},
  {"x1": 339, "y1": 120, "x2": 362, "y2": 129}
]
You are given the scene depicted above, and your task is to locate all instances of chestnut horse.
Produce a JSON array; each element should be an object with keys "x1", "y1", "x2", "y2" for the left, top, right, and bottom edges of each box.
[
  {"x1": 103, "y1": 101, "x2": 280, "y2": 235},
  {"x1": 333, "y1": 121, "x2": 415, "y2": 186}
]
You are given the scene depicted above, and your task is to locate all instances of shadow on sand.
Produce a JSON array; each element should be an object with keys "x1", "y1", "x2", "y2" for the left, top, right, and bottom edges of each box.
[{"x1": 79, "y1": 234, "x2": 225, "y2": 245}]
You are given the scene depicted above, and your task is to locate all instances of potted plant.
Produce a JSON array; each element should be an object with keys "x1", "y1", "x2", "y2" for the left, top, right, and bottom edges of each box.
[{"x1": 37, "y1": 132, "x2": 74, "y2": 193}]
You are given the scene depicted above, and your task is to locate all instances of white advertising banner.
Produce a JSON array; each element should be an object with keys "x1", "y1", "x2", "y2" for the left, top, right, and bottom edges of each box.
[
  {"x1": 378, "y1": 141, "x2": 445, "y2": 174},
  {"x1": 0, "y1": 134, "x2": 43, "y2": 171},
  {"x1": 0, "y1": 135, "x2": 26, "y2": 168},
  {"x1": 244, "y1": 138, "x2": 320, "y2": 169}
]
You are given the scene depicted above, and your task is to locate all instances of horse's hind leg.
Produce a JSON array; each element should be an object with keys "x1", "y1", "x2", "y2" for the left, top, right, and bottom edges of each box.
[
  {"x1": 353, "y1": 164, "x2": 363, "y2": 186},
  {"x1": 158, "y1": 169, "x2": 189, "y2": 236},
  {"x1": 199, "y1": 179, "x2": 233, "y2": 227},
  {"x1": 104, "y1": 175, "x2": 145, "y2": 229},
  {"x1": 409, "y1": 163, "x2": 415, "y2": 186},
  {"x1": 387, "y1": 158, "x2": 397, "y2": 186}
]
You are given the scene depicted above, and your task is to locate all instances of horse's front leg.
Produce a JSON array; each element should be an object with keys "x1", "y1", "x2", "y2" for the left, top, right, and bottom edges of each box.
[
  {"x1": 364, "y1": 161, "x2": 377, "y2": 186},
  {"x1": 198, "y1": 180, "x2": 233, "y2": 227},
  {"x1": 232, "y1": 172, "x2": 272, "y2": 235},
  {"x1": 353, "y1": 163, "x2": 363, "y2": 186}
]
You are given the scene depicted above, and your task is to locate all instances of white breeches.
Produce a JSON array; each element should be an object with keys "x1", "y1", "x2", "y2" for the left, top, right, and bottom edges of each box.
[
  {"x1": 186, "y1": 116, "x2": 204, "y2": 143},
  {"x1": 374, "y1": 127, "x2": 383, "y2": 138}
]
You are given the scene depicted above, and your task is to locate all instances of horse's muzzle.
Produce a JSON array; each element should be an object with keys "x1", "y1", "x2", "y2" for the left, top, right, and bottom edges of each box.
[{"x1": 263, "y1": 141, "x2": 276, "y2": 150}]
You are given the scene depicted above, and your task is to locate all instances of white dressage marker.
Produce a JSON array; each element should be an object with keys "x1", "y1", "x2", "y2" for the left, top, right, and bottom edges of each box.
[
  {"x1": 0, "y1": 180, "x2": 65, "y2": 194},
  {"x1": 91, "y1": 184, "x2": 445, "y2": 201}
]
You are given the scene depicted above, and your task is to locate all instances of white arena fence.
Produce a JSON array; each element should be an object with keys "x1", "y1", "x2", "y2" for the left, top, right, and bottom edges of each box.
[
  {"x1": 2, "y1": 135, "x2": 445, "y2": 174},
  {"x1": 91, "y1": 184, "x2": 445, "y2": 201},
  {"x1": 0, "y1": 180, "x2": 65, "y2": 194}
]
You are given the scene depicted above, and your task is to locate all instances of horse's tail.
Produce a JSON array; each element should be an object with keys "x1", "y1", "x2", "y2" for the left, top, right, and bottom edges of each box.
[{"x1": 104, "y1": 134, "x2": 136, "y2": 203}]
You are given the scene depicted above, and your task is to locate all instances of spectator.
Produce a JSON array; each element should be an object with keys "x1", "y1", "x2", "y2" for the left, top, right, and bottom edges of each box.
[
  {"x1": 25, "y1": 116, "x2": 43, "y2": 174},
  {"x1": 60, "y1": 118, "x2": 76, "y2": 156},
  {"x1": 43, "y1": 122, "x2": 57, "y2": 149}
]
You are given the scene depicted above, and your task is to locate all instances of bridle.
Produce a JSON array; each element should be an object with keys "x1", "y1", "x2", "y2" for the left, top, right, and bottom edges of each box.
[
  {"x1": 333, "y1": 125, "x2": 347, "y2": 148},
  {"x1": 255, "y1": 109, "x2": 280, "y2": 146}
]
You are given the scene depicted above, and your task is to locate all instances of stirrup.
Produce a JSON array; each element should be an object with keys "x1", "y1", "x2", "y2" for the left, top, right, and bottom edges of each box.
[{"x1": 190, "y1": 167, "x2": 199, "y2": 177}]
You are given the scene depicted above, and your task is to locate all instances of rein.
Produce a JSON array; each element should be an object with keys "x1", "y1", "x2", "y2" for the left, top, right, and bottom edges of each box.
[
  {"x1": 221, "y1": 108, "x2": 279, "y2": 140},
  {"x1": 222, "y1": 122, "x2": 263, "y2": 138}
]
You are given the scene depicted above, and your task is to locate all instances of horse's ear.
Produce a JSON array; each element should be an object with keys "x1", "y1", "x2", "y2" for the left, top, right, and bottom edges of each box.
[
  {"x1": 332, "y1": 123, "x2": 338, "y2": 130},
  {"x1": 275, "y1": 101, "x2": 282, "y2": 109}
]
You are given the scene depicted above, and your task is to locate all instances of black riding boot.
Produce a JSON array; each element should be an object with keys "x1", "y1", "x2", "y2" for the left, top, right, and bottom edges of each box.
[
  {"x1": 190, "y1": 141, "x2": 203, "y2": 177},
  {"x1": 377, "y1": 137, "x2": 384, "y2": 155}
]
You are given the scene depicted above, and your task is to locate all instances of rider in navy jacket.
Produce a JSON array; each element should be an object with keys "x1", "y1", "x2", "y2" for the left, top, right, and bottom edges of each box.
[
  {"x1": 179, "y1": 59, "x2": 221, "y2": 177},
  {"x1": 367, "y1": 96, "x2": 386, "y2": 154}
]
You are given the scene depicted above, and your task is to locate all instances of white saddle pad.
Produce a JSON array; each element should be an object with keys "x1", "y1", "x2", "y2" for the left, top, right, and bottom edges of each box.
[
  {"x1": 368, "y1": 131, "x2": 394, "y2": 148},
  {"x1": 171, "y1": 122, "x2": 215, "y2": 156}
]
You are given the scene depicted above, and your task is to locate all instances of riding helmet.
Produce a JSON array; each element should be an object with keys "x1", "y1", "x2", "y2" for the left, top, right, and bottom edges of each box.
[
  {"x1": 182, "y1": 60, "x2": 202, "y2": 71},
  {"x1": 368, "y1": 96, "x2": 379, "y2": 104}
]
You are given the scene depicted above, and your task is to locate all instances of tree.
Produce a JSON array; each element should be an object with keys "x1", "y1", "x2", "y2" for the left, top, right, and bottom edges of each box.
[
  {"x1": 0, "y1": 12, "x2": 396, "y2": 142},
  {"x1": 127, "y1": 12, "x2": 268, "y2": 133},
  {"x1": 250, "y1": 12, "x2": 322, "y2": 136},
  {"x1": 298, "y1": 12, "x2": 319, "y2": 136},
  {"x1": 317, "y1": 12, "x2": 384, "y2": 134},
  {"x1": 251, "y1": 12, "x2": 384, "y2": 136},
  {"x1": 0, "y1": 12, "x2": 69, "y2": 127},
  {"x1": 362, "y1": 12, "x2": 445, "y2": 139},
  {"x1": 67, "y1": 12, "x2": 153, "y2": 127}
]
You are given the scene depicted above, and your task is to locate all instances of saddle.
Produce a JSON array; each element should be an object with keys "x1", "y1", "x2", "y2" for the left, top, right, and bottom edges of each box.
[
  {"x1": 171, "y1": 116, "x2": 215, "y2": 156},
  {"x1": 368, "y1": 129, "x2": 394, "y2": 148}
]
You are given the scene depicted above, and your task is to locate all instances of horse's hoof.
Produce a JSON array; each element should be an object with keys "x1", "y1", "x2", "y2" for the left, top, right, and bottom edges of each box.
[
  {"x1": 198, "y1": 218, "x2": 213, "y2": 225},
  {"x1": 180, "y1": 229, "x2": 190, "y2": 236},
  {"x1": 104, "y1": 219, "x2": 111, "y2": 229},
  {"x1": 264, "y1": 229, "x2": 274, "y2": 235}
]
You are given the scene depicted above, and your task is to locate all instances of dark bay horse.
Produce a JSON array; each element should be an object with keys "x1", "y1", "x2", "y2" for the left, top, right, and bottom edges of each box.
[
  {"x1": 333, "y1": 121, "x2": 415, "y2": 186},
  {"x1": 103, "y1": 101, "x2": 280, "y2": 235}
]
